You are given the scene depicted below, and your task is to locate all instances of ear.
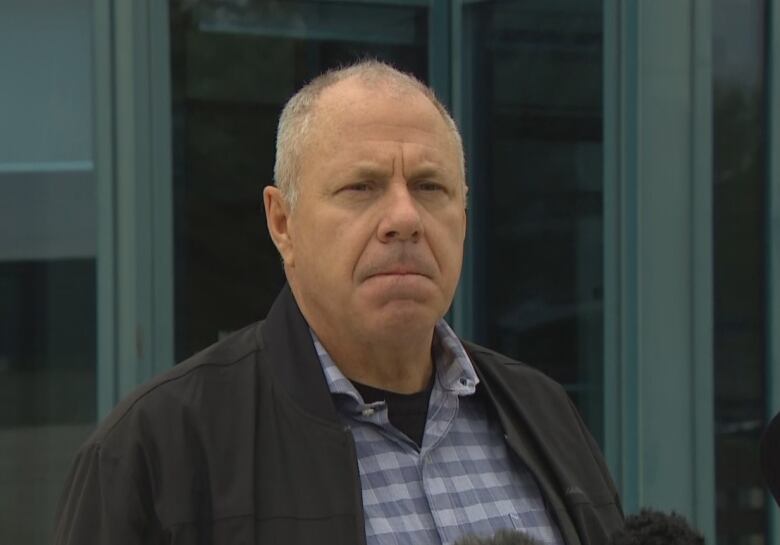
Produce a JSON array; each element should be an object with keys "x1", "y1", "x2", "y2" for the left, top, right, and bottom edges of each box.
[
  {"x1": 460, "y1": 184, "x2": 468, "y2": 239},
  {"x1": 263, "y1": 185, "x2": 295, "y2": 267}
]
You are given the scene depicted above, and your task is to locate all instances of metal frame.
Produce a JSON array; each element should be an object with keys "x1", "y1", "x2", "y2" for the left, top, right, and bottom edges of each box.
[
  {"x1": 93, "y1": 0, "x2": 174, "y2": 414},
  {"x1": 148, "y1": 0, "x2": 175, "y2": 395},
  {"x1": 428, "y1": 0, "x2": 451, "y2": 107},
  {"x1": 603, "y1": 0, "x2": 639, "y2": 510},
  {"x1": 450, "y1": 0, "x2": 476, "y2": 341},
  {"x1": 767, "y1": 0, "x2": 780, "y2": 539},
  {"x1": 93, "y1": 0, "x2": 117, "y2": 418},
  {"x1": 113, "y1": 0, "x2": 174, "y2": 398},
  {"x1": 690, "y1": 1, "x2": 715, "y2": 537},
  {"x1": 603, "y1": 0, "x2": 714, "y2": 541}
]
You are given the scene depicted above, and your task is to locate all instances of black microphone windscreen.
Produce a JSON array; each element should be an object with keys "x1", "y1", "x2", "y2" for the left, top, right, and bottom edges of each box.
[
  {"x1": 760, "y1": 411, "x2": 780, "y2": 507},
  {"x1": 454, "y1": 529, "x2": 543, "y2": 545},
  {"x1": 610, "y1": 509, "x2": 704, "y2": 545}
]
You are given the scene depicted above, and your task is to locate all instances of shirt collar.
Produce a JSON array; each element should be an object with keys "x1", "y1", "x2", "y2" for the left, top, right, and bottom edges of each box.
[
  {"x1": 310, "y1": 319, "x2": 479, "y2": 410},
  {"x1": 433, "y1": 320, "x2": 479, "y2": 394}
]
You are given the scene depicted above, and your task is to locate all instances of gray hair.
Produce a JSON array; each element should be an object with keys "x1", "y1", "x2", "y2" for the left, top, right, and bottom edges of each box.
[{"x1": 273, "y1": 60, "x2": 466, "y2": 209}]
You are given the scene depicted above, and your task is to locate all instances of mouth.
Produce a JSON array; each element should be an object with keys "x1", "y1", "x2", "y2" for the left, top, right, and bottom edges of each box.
[
  {"x1": 359, "y1": 255, "x2": 436, "y2": 282},
  {"x1": 368, "y1": 269, "x2": 430, "y2": 280}
]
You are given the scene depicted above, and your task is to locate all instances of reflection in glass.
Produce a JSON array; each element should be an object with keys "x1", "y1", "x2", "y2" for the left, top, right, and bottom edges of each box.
[
  {"x1": 0, "y1": 1, "x2": 97, "y2": 543},
  {"x1": 459, "y1": 0, "x2": 603, "y2": 437},
  {"x1": 169, "y1": 0, "x2": 429, "y2": 360},
  {"x1": 713, "y1": 1, "x2": 769, "y2": 543}
]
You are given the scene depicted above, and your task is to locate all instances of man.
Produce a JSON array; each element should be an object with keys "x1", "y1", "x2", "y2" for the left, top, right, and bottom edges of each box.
[{"x1": 54, "y1": 61, "x2": 622, "y2": 545}]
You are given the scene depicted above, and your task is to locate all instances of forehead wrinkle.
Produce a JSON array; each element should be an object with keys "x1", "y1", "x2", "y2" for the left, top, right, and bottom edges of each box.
[
  {"x1": 400, "y1": 143, "x2": 451, "y2": 177},
  {"x1": 359, "y1": 139, "x2": 447, "y2": 159},
  {"x1": 406, "y1": 163, "x2": 443, "y2": 180},
  {"x1": 354, "y1": 126, "x2": 449, "y2": 148},
  {"x1": 354, "y1": 121, "x2": 440, "y2": 135},
  {"x1": 349, "y1": 161, "x2": 392, "y2": 180},
  {"x1": 347, "y1": 149, "x2": 393, "y2": 173}
]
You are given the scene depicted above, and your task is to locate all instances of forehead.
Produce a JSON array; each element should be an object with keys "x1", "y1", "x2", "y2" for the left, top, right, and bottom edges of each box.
[{"x1": 311, "y1": 78, "x2": 455, "y2": 148}]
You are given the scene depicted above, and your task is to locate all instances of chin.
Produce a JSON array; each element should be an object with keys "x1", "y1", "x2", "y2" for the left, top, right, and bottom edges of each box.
[{"x1": 363, "y1": 302, "x2": 442, "y2": 339}]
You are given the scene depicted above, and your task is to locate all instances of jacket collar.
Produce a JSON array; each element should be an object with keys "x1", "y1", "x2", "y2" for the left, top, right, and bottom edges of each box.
[
  {"x1": 257, "y1": 285, "x2": 479, "y2": 426},
  {"x1": 256, "y1": 283, "x2": 342, "y2": 426}
]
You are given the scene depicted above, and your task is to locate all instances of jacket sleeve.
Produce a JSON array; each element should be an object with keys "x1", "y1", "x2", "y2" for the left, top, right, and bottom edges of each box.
[{"x1": 53, "y1": 441, "x2": 164, "y2": 545}]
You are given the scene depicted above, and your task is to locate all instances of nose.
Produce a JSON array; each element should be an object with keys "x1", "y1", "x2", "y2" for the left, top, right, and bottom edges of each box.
[{"x1": 377, "y1": 183, "x2": 423, "y2": 243}]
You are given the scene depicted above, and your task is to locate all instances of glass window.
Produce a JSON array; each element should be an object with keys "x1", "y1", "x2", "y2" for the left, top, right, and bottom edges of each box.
[
  {"x1": 170, "y1": 0, "x2": 605, "y2": 441},
  {"x1": 713, "y1": 1, "x2": 769, "y2": 543},
  {"x1": 169, "y1": 0, "x2": 429, "y2": 359},
  {"x1": 0, "y1": 1, "x2": 97, "y2": 543},
  {"x1": 457, "y1": 0, "x2": 604, "y2": 438}
]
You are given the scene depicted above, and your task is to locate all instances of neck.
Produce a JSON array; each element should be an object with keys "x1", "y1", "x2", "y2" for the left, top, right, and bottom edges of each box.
[
  {"x1": 287, "y1": 279, "x2": 439, "y2": 393},
  {"x1": 317, "y1": 325, "x2": 435, "y2": 394}
]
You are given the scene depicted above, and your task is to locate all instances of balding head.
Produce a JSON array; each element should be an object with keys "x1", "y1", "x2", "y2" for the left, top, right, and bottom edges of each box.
[{"x1": 273, "y1": 60, "x2": 466, "y2": 209}]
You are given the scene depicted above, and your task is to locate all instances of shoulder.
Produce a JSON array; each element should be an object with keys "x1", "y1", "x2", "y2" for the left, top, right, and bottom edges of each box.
[
  {"x1": 462, "y1": 340, "x2": 569, "y2": 399},
  {"x1": 463, "y1": 339, "x2": 622, "y2": 501},
  {"x1": 86, "y1": 321, "x2": 266, "y2": 448},
  {"x1": 462, "y1": 339, "x2": 591, "y2": 447},
  {"x1": 58, "y1": 321, "x2": 274, "y2": 537},
  {"x1": 462, "y1": 340, "x2": 534, "y2": 369}
]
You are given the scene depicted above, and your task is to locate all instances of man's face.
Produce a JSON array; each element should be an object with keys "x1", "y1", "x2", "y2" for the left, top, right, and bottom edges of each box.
[{"x1": 267, "y1": 78, "x2": 466, "y2": 343}]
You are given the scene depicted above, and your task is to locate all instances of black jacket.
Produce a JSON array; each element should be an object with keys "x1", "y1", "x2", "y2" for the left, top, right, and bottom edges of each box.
[{"x1": 54, "y1": 285, "x2": 623, "y2": 545}]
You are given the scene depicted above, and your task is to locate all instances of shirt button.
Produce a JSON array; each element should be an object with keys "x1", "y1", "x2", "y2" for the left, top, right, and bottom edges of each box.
[{"x1": 362, "y1": 408, "x2": 374, "y2": 417}]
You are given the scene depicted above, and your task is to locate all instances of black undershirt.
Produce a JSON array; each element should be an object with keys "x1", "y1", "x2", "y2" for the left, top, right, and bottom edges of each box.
[{"x1": 352, "y1": 376, "x2": 435, "y2": 450}]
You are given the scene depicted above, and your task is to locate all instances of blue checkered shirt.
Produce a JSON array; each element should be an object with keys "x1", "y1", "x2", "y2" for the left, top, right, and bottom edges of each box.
[{"x1": 311, "y1": 321, "x2": 564, "y2": 545}]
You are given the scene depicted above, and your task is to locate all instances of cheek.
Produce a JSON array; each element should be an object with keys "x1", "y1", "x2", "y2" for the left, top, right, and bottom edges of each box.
[
  {"x1": 440, "y1": 215, "x2": 467, "y2": 280},
  {"x1": 297, "y1": 216, "x2": 369, "y2": 281},
  {"x1": 437, "y1": 210, "x2": 466, "y2": 248}
]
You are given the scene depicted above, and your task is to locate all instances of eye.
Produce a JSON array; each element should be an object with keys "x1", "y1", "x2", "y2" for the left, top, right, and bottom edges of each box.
[
  {"x1": 343, "y1": 181, "x2": 374, "y2": 192},
  {"x1": 416, "y1": 180, "x2": 446, "y2": 192}
]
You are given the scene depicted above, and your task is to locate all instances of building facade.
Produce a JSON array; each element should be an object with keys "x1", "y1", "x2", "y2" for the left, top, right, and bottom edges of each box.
[{"x1": 1, "y1": 1, "x2": 778, "y2": 544}]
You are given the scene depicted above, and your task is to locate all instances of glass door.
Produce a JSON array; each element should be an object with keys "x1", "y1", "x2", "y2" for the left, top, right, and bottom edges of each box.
[
  {"x1": 169, "y1": 0, "x2": 606, "y2": 440},
  {"x1": 169, "y1": 0, "x2": 431, "y2": 360},
  {"x1": 453, "y1": 0, "x2": 605, "y2": 438},
  {"x1": 713, "y1": 0, "x2": 770, "y2": 542}
]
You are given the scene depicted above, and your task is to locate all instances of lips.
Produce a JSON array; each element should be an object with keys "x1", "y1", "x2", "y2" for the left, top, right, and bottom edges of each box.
[
  {"x1": 358, "y1": 249, "x2": 437, "y2": 282},
  {"x1": 362, "y1": 264, "x2": 434, "y2": 281},
  {"x1": 371, "y1": 269, "x2": 425, "y2": 277}
]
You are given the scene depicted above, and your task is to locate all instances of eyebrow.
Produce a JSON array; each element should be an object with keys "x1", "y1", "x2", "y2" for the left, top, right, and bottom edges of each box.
[
  {"x1": 347, "y1": 162, "x2": 393, "y2": 180},
  {"x1": 403, "y1": 156, "x2": 453, "y2": 182},
  {"x1": 407, "y1": 165, "x2": 444, "y2": 179},
  {"x1": 344, "y1": 159, "x2": 449, "y2": 183}
]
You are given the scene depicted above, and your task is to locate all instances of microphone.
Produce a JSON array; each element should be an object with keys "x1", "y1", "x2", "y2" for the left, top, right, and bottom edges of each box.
[
  {"x1": 610, "y1": 509, "x2": 704, "y2": 544},
  {"x1": 760, "y1": 411, "x2": 780, "y2": 507},
  {"x1": 455, "y1": 529, "x2": 542, "y2": 545}
]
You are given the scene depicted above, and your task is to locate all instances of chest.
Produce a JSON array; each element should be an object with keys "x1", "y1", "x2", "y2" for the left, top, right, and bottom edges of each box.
[{"x1": 346, "y1": 394, "x2": 565, "y2": 545}]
